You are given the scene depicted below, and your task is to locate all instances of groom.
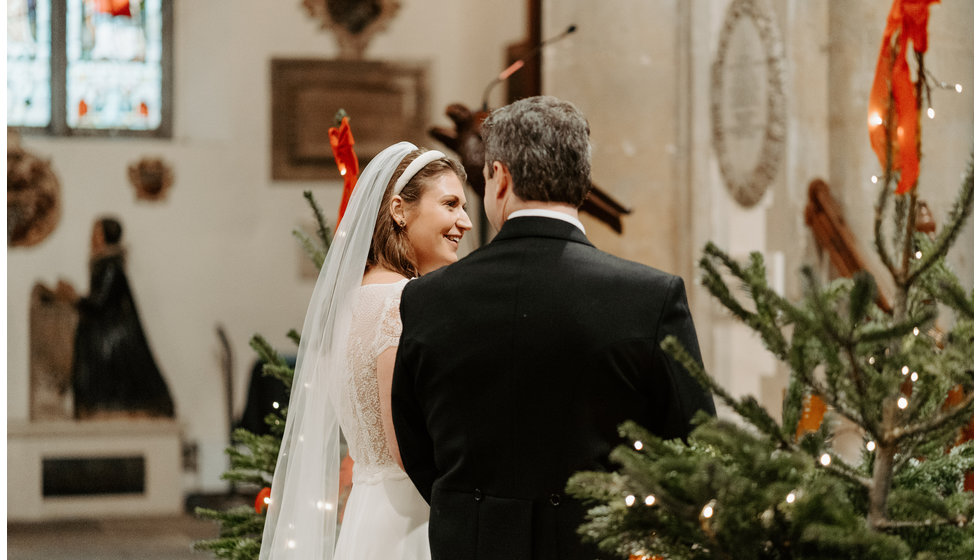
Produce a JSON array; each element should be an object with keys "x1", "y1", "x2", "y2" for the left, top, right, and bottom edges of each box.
[{"x1": 391, "y1": 96, "x2": 716, "y2": 560}]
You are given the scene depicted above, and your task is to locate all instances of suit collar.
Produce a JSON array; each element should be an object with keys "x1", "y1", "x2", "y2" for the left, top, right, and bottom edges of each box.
[{"x1": 490, "y1": 216, "x2": 594, "y2": 247}]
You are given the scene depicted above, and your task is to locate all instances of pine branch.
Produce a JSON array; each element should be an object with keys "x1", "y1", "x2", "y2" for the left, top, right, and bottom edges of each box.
[
  {"x1": 785, "y1": 351, "x2": 870, "y2": 442},
  {"x1": 873, "y1": 60, "x2": 901, "y2": 282},
  {"x1": 908, "y1": 160, "x2": 974, "y2": 286},
  {"x1": 193, "y1": 505, "x2": 265, "y2": 560},
  {"x1": 303, "y1": 190, "x2": 332, "y2": 253},
  {"x1": 700, "y1": 244, "x2": 797, "y2": 360},
  {"x1": 249, "y1": 334, "x2": 292, "y2": 390},
  {"x1": 873, "y1": 515, "x2": 970, "y2": 531},
  {"x1": 781, "y1": 374, "x2": 806, "y2": 439},
  {"x1": 884, "y1": 391, "x2": 974, "y2": 445},
  {"x1": 292, "y1": 229, "x2": 326, "y2": 271},
  {"x1": 661, "y1": 336, "x2": 789, "y2": 448},
  {"x1": 853, "y1": 308, "x2": 937, "y2": 344}
]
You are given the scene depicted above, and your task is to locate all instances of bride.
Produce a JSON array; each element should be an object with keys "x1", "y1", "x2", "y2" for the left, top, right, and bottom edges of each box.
[{"x1": 259, "y1": 142, "x2": 472, "y2": 559}]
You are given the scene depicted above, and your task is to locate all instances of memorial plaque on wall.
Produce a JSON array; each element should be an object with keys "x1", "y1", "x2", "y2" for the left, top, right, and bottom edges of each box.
[
  {"x1": 710, "y1": 0, "x2": 787, "y2": 207},
  {"x1": 271, "y1": 59, "x2": 429, "y2": 181}
]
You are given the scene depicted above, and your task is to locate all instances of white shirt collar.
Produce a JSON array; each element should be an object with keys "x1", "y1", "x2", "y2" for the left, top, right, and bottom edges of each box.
[{"x1": 506, "y1": 208, "x2": 586, "y2": 234}]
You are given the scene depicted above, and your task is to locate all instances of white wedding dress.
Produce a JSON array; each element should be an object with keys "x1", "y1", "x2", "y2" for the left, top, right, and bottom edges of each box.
[{"x1": 333, "y1": 278, "x2": 430, "y2": 559}]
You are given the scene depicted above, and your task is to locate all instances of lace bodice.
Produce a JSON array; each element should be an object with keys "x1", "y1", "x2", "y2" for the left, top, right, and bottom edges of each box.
[{"x1": 337, "y1": 279, "x2": 409, "y2": 484}]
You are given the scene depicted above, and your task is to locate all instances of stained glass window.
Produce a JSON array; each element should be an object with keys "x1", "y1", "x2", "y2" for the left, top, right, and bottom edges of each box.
[
  {"x1": 7, "y1": 0, "x2": 53, "y2": 128},
  {"x1": 6, "y1": 0, "x2": 171, "y2": 136}
]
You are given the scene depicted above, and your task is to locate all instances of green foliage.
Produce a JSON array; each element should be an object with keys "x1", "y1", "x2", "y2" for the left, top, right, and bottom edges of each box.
[
  {"x1": 568, "y1": 154, "x2": 973, "y2": 558},
  {"x1": 192, "y1": 506, "x2": 265, "y2": 560},
  {"x1": 292, "y1": 190, "x2": 332, "y2": 270}
]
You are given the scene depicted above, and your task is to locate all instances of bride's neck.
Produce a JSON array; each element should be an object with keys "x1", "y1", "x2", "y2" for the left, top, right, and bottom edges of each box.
[{"x1": 362, "y1": 266, "x2": 409, "y2": 286}]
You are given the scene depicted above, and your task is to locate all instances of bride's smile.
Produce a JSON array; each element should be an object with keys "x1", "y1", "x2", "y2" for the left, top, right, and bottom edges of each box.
[{"x1": 402, "y1": 172, "x2": 472, "y2": 275}]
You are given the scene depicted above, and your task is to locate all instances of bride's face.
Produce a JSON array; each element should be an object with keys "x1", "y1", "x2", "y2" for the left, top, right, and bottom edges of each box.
[{"x1": 404, "y1": 172, "x2": 472, "y2": 275}]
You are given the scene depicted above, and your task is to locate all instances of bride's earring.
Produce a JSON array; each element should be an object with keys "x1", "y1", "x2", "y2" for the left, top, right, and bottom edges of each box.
[{"x1": 399, "y1": 219, "x2": 406, "y2": 229}]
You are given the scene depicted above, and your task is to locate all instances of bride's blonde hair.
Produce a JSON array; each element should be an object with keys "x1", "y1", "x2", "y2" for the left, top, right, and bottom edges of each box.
[{"x1": 366, "y1": 149, "x2": 466, "y2": 278}]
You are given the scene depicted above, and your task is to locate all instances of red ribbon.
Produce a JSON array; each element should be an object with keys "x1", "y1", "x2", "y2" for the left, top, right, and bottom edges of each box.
[
  {"x1": 328, "y1": 116, "x2": 360, "y2": 225},
  {"x1": 868, "y1": 0, "x2": 938, "y2": 195}
]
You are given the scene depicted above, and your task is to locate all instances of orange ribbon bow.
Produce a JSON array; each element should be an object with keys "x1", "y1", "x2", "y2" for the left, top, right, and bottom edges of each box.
[
  {"x1": 328, "y1": 116, "x2": 360, "y2": 225},
  {"x1": 867, "y1": 0, "x2": 939, "y2": 195}
]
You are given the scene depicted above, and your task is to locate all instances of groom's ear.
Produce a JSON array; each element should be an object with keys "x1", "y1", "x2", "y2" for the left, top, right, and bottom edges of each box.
[{"x1": 492, "y1": 161, "x2": 512, "y2": 201}]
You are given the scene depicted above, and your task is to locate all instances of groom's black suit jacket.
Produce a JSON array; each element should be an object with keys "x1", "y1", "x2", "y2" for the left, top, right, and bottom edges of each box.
[{"x1": 392, "y1": 216, "x2": 715, "y2": 560}]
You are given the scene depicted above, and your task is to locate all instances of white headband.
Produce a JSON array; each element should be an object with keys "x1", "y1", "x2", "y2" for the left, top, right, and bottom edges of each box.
[{"x1": 393, "y1": 150, "x2": 446, "y2": 195}]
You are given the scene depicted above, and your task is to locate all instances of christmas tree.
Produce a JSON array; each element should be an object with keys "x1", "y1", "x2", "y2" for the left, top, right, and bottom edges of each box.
[
  {"x1": 194, "y1": 113, "x2": 359, "y2": 559},
  {"x1": 566, "y1": 3, "x2": 973, "y2": 559}
]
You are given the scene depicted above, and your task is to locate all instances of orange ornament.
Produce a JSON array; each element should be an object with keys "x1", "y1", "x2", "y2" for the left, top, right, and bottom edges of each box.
[
  {"x1": 254, "y1": 486, "x2": 272, "y2": 514},
  {"x1": 795, "y1": 394, "x2": 828, "y2": 441}
]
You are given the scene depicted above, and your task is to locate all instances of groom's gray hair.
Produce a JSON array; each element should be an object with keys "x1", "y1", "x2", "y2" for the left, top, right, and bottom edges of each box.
[{"x1": 482, "y1": 96, "x2": 592, "y2": 207}]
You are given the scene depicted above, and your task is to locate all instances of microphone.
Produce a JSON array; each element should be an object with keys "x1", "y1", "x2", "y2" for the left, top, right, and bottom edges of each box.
[{"x1": 480, "y1": 24, "x2": 577, "y2": 111}]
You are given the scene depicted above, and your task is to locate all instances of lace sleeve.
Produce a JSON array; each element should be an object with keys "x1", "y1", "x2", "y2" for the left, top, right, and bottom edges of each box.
[{"x1": 373, "y1": 287, "x2": 404, "y2": 357}]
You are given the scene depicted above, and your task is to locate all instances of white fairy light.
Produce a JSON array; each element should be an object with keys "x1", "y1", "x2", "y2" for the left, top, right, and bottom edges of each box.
[
  {"x1": 901, "y1": 366, "x2": 910, "y2": 375},
  {"x1": 871, "y1": 175, "x2": 879, "y2": 184},
  {"x1": 955, "y1": 83, "x2": 963, "y2": 93},
  {"x1": 913, "y1": 327, "x2": 920, "y2": 336},
  {"x1": 701, "y1": 502, "x2": 715, "y2": 519},
  {"x1": 914, "y1": 251, "x2": 923, "y2": 260},
  {"x1": 340, "y1": 168, "x2": 347, "y2": 176},
  {"x1": 287, "y1": 540, "x2": 297, "y2": 549},
  {"x1": 625, "y1": 494, "x2": 636, "y2": 507},
  {"x1": 869, "y1": 356, "x2": 876, "y2": 365},
  {"x1": 272, "y1": 401, "x2": 280, "y2": 409},
  {"x1": 633, "y1": 440, "x2": 644, "y2": 451},
  {"x1": 645, "y1": 495, "x2": 656, "y2": 506},
  {"x1": 820, "y1": 453, "x2": 832, "y2": 466},
  {"x1": 897, "y1": 397, "x2": 909, "y2": 409},
  {"x1": 911, "y1": 372, "x2": 919, "y2": 382},
  {"x1": 264, "y1": 496, "x2": 272, "y2": 505},
  {"x1": 869, "y1": 112, "x2": 883, "y2": 127},
  {"x1": 866, "y1": 441, "x2": 876, "y2": 452},
  {"x1": 786, "y1": 492, "x2": 796, "y2": 504},
  {"x1": 927, "y1": 107, "x2": 936, "y2": 119}
]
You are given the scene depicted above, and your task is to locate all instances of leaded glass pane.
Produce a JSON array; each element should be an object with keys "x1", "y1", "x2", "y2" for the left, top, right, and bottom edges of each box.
[
  {"x1": 7, "y1": 0, "x2": 53, "y2": 128},
  {"x1": 65, "y1": 0, "x2": 163, "y2": 131}
]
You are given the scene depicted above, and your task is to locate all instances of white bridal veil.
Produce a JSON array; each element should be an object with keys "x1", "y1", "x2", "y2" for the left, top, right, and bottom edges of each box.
[{"x1": 259, "y1": 142, "x2": 419, "y2": 559}]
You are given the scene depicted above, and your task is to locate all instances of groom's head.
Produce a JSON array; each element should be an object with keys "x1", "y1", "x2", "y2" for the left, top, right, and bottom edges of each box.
[{"x1": 482, "y1": 96, "x2": 592, "y2": 208}]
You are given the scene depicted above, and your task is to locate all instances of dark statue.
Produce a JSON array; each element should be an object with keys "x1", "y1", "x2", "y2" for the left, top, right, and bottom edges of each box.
[{"x1": 58, "y1": 217, "x2": 175, "y2": 419}]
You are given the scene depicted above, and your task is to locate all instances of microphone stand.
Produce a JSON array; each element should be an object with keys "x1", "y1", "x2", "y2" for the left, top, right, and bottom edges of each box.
[{"x1": 480, "y1": 24, "x2": 577, "y2": 111}]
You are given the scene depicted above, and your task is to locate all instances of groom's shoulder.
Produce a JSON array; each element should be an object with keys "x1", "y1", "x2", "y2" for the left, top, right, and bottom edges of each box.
[{"x1": 587, "y1": 246, "x2": 679, "y2": 286}]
